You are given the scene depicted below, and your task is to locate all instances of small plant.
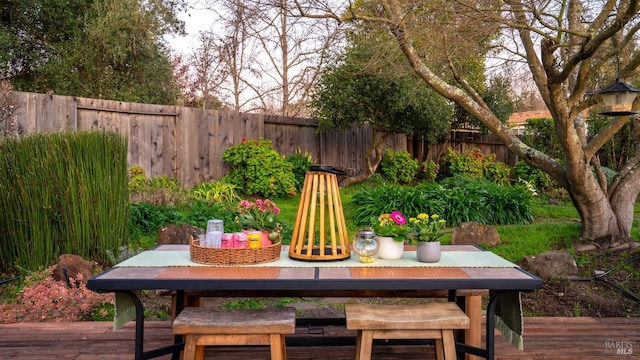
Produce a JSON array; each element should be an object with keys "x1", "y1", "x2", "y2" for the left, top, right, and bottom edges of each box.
[
  {"x1": 191, "y1": 180, "x2": 241, "y2": 203},
  {"x1": 420, "y1": 160, "x2": 439, "y2": 182},
  {"x1": 222, "y1": 138, "x2": 297, "y2": 198},
  {"x1": 408, "y1": 213, "x2": 446, "y2": 243},
  {"x1": 380, "y1": 148, "x2": 419, "y2": 184},
  {"x1": 441, "y1": 147, "x2": 485, "y2": 178},
  {"x1": 236, "y1": 199, "x2": 282, "y2": 240},
  {"x1": 129, "y1": 166, "x2": 149, "y2": 193},
  {"x1": 519, "y1": 178, "x2": 538, "y2": 197},
  {"x1": 0, "y1": 268, "x2": 114, "y2": 324},
  {"x1": 440, "y1": 147, "x2": 510, "y2": 184},
  {"x1": 286, "y1": 149, "x2": 313, "y2": 192},
  {"x1": 129, "y1": 167, "x2": 187, "y2": 206},
  {"x1": 370, "y1": 211, "x2": 409, "y2": 242},
  {"x1": 106, "y1": 244, "x2": 144, "y2": 264},
  {"x1": 223, "y1": 298, "x2": 265, "y2": 309},
  {"x1": 513, "y1": 160, "x2": 556, "y2": 193}
]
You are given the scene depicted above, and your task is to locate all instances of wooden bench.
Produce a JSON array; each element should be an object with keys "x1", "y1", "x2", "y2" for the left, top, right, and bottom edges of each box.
[
  {"x1": 165, "y1": 289, "x2": 485, "y2": 359},
  {"x1": 172, "y1": 307, "x2": 297, "y2": 360},
  {"x1": 345, "y1": 302, "x2": 469, "y2": 360}
]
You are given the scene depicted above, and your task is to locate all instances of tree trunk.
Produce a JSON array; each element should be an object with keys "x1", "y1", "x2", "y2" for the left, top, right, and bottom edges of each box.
[{"x1": 339, "y1": 129, "x2": 389, "y2": 187}]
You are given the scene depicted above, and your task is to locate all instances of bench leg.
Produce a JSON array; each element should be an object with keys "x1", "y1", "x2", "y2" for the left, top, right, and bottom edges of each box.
[
  {"x1": 434, "y1": 336, "x2": 445, "y2": 360},
  {"x1": 269, "y1": 334, "x2": 287, "y2": 360},
  {"x1": 182, "y1": 335, "x2": 199, "y2": 360},
  {"x1": 442, "y1": 330, "x2": 457, "y2": 360},
  {"x1": 355, "y1": 330, "x2": 374, "y2": 360}
]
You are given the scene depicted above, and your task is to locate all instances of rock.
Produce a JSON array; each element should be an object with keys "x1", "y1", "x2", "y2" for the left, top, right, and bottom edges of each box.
[
  {"x1": 157, "y1": 224, "x2": 203, "y2": 245},
  {"x1": 575, "y1": 243, "x2": 600, "y2": 253},
  {"x1": 520, "y1": 250, "x2": 580, "y2": 280},
  {"x1": 52, "y1": 254, "x2": 96, "y2": 284},
  {"x1": 450, "y1": 222, "x2": 500, "y2": 247}
]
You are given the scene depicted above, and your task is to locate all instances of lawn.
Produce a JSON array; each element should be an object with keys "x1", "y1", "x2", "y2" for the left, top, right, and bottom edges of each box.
[{"x1": 269, "y1": 187, "x2": 586, "y2": 263}]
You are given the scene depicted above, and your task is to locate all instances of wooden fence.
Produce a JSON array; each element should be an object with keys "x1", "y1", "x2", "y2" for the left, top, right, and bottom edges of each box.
[{"x1": 11, "y1": 92, "x2": 408, "y2": 187}]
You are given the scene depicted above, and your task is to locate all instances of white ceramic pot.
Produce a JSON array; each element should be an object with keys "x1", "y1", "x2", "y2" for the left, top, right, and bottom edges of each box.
[
  {"x1": 416, "y1": 241, "x2": 441, "y2": 263},
  {"x1": 377, "y1": 236, "x2": 404, "y2": 260}
]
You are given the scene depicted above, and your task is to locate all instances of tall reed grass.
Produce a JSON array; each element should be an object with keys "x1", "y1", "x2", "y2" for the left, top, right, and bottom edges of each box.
[{"x1": 0, "y1": 131, "x2": 129, "y2": 272}]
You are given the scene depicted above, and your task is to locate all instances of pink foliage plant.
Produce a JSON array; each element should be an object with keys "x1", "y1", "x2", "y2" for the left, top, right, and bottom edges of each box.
[{"x1": 0, "y1": 267, "x2": 113, "y2": 323}]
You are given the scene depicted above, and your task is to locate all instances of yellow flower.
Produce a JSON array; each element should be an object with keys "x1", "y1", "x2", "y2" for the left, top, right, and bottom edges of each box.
[{"x1": 408, "y1": 213, "x2": 446, "y2": 243}]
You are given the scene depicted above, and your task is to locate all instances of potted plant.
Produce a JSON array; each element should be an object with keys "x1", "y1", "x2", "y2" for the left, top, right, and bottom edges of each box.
[
  {"x1": 371, "y1": 211, "x2": 409, "y2": 259},
  {"x1": 408, "y1": 213, "x2": 447, "y2": 262},
  {"x1": 236, "y1": 198, "x2": 282, "y2": 246}
]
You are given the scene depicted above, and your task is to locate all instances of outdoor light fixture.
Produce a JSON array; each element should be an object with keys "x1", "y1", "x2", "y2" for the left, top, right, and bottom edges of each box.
[{"x1": 597, "y1": 78, "x2": 640, "y2": 116}]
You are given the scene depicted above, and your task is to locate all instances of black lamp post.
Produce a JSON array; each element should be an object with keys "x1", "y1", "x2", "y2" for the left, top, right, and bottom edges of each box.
[{"x1": 597, "y1": 78, "x2": 640, "y2": 116}]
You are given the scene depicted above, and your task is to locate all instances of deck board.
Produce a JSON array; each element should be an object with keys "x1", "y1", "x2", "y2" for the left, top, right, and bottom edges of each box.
[{"x1": 0, "y1": 317, "x2": 637, "y2": 359}]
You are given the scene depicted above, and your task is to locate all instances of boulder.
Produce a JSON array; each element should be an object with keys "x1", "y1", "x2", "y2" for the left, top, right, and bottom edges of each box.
[
  {"x1": 52, "y1": 254, "x2": 96, "y2": 284},
  {"x1": 450, "y1": 222, "x2": 500, "y2": 247},
  {"x1": 520, "y1": 250, "x2": 580, "y2": 280},
  {"x1": 157, "y1": 224, "x2": 204, "y2": 245}
]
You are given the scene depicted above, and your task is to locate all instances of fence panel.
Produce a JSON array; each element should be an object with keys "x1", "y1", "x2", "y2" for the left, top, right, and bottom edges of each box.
[{"x1": 12, "y1": 91, "x2": 517, "y2": 187}]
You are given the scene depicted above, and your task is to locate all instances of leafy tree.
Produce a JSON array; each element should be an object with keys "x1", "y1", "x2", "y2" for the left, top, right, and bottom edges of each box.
[
  {"x1": 310, "y1": 31, "x2": 452, "y2": 184},
  {"x1": 521, "y1": 118, "x2": 564, "y2": 161},
  {"x1": 0, "y1": 0, "x2": 185, "y2": 104},
  {"x1": 295, "y1": 0, "x2": 640, "y2": 245},
  {"x1": 452, "y1": 75, "x2": 517, "y2": 131}
]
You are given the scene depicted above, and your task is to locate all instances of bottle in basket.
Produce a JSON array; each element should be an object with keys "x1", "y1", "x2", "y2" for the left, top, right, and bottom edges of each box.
[
  {"x1": 234, "y1": 232, "x2": 248, "y2": 249},
  {"x1": 247, "y1": 231, "x2": 261, "y2": 248},
  {"x1": 221, "y1": 233, "x2": 234, "y2": 248}
]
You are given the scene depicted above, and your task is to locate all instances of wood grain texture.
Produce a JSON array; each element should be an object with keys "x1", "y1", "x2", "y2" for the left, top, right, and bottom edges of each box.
[{"x1": 0, "y1": 317, "x2": 638, "y2": 359}]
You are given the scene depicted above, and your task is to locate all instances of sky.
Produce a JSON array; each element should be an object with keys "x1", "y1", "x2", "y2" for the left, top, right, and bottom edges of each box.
[{"x1": 164, "y1": 3, "x2": 215, "y2": 55}]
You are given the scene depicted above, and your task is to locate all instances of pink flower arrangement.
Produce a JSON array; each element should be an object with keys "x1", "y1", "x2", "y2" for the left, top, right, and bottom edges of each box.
[
  {"x1": 371, "y1": 210, "x2": 410, "y2": 242},
  {"x1": 236, "y1": 198, "x2": 281, "y2": 231}
]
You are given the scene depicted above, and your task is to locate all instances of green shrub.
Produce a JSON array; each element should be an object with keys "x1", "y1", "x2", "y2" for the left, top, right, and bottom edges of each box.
[
  {"x1": 286, "y1": 149, "x2": 313, "y2": 192},
  {"x1": 485, "y1": 160, "x2": 511, "y2": 185},
  {"x1": 0, "y1": 131, "x2": 128, "y2": 272},
  {"x1": 380, "y1": 148, "x2": 419, "y2": 184},
  {"x1": 148, "y1": 175, "x2": 178, "y2": 190},
  {"x1": 129, "y1": 202, "x2": 184, "y2": 236},
  {"x1": 180, "y1": 200, "x2": 241, "y2": 233},
  {"x1": 512, "y1": 161, "x2": 556, "y2": 193},
  {"x1": 436, "y1": 177, "x2": 488, "y2": 225},
  {"x1": 352, "y1": 175, "x2": 533, "y2": 228},
  {"x1": 222, "y1": 138, "x2": 297, "y2": 198},
  {"x1": 440, "y1": 147, "x2": 485, "y2": 178},
  {"x1": 477, "y1": 183, "x2": 534, "y2": 225},
  {"x1": 191, "y1": 180, "x2": 242, "y2": 203},
  {"x1": 128, "y1": 166, "x2": 149, "y2": 193},
  {"x1": 440, "y1": 148, "x2": 510, "y2": 184},
  {"x1": 420, "y1": 160, "x2": 439, "y2": 182},
  {"x1": 128, "y1": 200, "x2": 243, "y2": 244},
  {"x1": 593, "y1": 166, "x2": 616, "y2": 187},
  {"x1": 351, "y1": 182, "x2": 446, "y2": 226},
  {"x1": 128, "y1": 167, "x2": 187, "y2": 206}
]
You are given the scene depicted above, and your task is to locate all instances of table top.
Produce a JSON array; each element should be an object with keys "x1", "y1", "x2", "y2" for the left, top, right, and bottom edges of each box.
[{"x1": 87, "y1": 245, "x2": 542, "y2": 294}]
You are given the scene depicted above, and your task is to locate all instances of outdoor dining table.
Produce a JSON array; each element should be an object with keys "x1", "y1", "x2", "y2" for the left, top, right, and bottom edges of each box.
[{"x1": 87, "y1": 244, "x2": 542, "y2": 360}]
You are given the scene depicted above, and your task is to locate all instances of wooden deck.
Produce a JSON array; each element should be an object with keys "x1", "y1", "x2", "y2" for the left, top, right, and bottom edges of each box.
[{"x1": 0, "y1": 317, "x2": 637, "y2": 359}]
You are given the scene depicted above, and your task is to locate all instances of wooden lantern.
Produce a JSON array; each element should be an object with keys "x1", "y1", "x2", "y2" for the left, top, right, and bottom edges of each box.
[{"x1": 289, "y1": 166, "x2": 351, "y2": 261}]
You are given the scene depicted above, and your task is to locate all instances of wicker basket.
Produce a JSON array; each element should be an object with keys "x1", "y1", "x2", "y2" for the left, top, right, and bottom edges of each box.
[{"x1": 189, "y1": 235, "x2": 281, "y2": 265}]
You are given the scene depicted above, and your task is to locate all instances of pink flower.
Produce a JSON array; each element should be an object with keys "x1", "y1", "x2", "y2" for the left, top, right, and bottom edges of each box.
[{"x1": 390, "y1": 211, "x2": 406, "y2": 225}]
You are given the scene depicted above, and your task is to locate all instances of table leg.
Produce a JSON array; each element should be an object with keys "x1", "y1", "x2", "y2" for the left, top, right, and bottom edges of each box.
[
  {"x1": 465, "y1": 295, "x2": 482, "y2": 360},
  {"x1": 122, "y1": 291, "x2": 146, "y2": 360},
  {"x1": 122, "y1": 290, "x2": 184, "y2": 360}
]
